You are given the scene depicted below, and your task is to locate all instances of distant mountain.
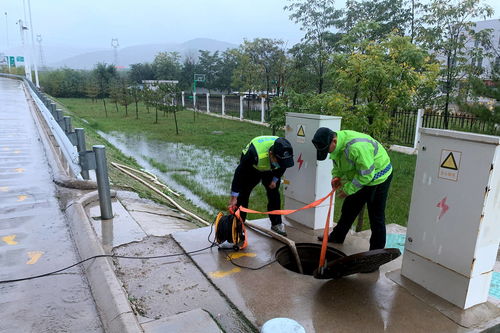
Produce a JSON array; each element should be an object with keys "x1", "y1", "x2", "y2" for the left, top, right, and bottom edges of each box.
[
  {"x1": 4, "y1": 45, "x2": 104, "y2": 67},
  {"x1": 48, "y1": 38, "x2": 238, "y2": 70}
]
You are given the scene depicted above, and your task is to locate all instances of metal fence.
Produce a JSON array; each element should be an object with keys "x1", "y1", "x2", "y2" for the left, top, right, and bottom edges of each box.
[{"x1": 390, "y1": 110, "x2": 500, "y2": 147}]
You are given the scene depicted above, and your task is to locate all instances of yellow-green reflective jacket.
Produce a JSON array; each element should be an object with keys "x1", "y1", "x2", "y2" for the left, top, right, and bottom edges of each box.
[
  {"x1": 242, "y1": 136, "x2": 278, "y2": 171},
  {"x1": 329, "y1": 130, "x2": 392, "y2": 196}
]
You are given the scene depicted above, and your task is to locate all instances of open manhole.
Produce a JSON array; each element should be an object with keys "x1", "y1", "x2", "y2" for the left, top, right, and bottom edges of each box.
[
  {"x1": 276, "y1": 243, "x2": 401, "y2": 279},
  {"x1": 276, "y1": 243, "x2": 346, "y2": 276}
]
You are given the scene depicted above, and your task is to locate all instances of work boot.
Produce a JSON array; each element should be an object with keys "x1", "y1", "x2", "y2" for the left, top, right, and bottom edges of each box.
[
  {"x1": 271, "y1": 223, "x2": 287, "y2": 237},
  {"x1": 317, "y1": 235, "x2": 343, "y2": 244}
]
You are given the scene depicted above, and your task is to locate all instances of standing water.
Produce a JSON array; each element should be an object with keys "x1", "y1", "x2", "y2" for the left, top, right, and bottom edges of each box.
[{"x1": 98, "y1": 131, "x2": 238, "y2": 214}]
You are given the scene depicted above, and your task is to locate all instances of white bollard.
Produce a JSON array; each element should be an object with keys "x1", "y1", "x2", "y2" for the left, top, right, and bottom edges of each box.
[
  {"x1": 181, "y1": 91, "x2": 185, "y2": 107},
  {"x1": 413, "y1": 108, "x2": 424, "y2": 150},
  {"x1": 261, "y1": 97, "x2": 265, "y2": 123},
  {"x1": 261, "y1": 318, "x2": 305, "y2": 333},
  {"x1": 239, "y1": 95, "x2": 244, "y2": 120},
  {"x1": 206, "y1": 92, "x2": 210, "y2": 113},
  {"x1": 222, "y1": 95, "x2": 225, "y2": 115}
]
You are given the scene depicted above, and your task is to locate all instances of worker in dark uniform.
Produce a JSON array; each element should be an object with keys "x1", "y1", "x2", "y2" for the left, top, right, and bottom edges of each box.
[
  {"x1": 312, "y1": 128, "x2": 393, "y2": 250},
  {"x1": 228, "y1": 136, "x2": 294, "y2": 236}
]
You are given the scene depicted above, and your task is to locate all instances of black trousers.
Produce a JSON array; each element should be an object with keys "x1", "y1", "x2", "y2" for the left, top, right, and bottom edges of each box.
[
  {"x1": 330, "y1": 173, "x2": 393, "y2": 250},
  {"x1": 236, "y1": 168, "x2": 282, "y2": 226}
]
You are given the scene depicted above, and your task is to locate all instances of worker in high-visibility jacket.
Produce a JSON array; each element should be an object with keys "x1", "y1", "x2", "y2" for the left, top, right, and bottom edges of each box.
[
  {"x1": 312, "y1": 128, "x2": 393, "y2": 250},
  {"x1": 228, "y1": 136, "x2": 294, "y2": 236}
]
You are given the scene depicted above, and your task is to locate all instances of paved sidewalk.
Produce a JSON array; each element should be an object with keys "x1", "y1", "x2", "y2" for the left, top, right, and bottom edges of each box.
[{"x1": 0, "y1": 77, "x2": 103, "y2": 332}]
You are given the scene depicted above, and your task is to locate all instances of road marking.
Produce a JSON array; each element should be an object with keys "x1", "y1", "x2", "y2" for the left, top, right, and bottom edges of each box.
[
  {"x1": 209, "y1": 267, "x2": 241, "y2": 278},
  {"x1": 2, "y1": 235, "x2": 18, "y2": 245},
  {"x1": 14, "y1": 168, "x2": 25, "y2": 173},
  {"x1": 17, "y1": 195, "x2": 28, "y2": 202},
  {"x1": 26, "y1": 251, "x2": 44, "y2": 265},
  {"x1": 226, "y1": 252, "x2": 256, "y2": 260},
  {"x1": 0, "y1": 186, "x2": 8, "y2": 192}
]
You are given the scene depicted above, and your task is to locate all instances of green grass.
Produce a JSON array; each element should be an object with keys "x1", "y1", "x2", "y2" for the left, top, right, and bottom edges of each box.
[{"x1": 58, "y1": 97, "x2": 416, "y2": 230}]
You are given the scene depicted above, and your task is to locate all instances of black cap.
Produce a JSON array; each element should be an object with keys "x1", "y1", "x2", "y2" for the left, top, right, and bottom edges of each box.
[
  {"x1": 272, "y1": 138, "x2": 294, "y2": 169},
  {"x1": 312, "y1": 127, "x2": 334, "y2": 160}
]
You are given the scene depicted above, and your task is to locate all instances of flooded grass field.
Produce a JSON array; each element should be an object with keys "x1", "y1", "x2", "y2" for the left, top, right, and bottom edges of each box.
[{"x1": 60, "y1": 98, "x2": 416, "y2": 227}]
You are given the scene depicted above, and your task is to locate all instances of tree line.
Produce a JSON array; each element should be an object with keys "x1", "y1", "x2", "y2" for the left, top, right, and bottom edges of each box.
[{"x1": 29, "y1": 0, "x2": 498, "y2": 139}]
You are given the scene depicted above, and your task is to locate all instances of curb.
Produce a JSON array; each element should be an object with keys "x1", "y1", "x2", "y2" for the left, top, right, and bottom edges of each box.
[{"x1": 65, "y1": 191, "x2": 143, "y2": 333}]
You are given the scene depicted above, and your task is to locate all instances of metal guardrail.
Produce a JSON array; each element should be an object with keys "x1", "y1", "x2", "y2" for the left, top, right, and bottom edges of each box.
[{"x1": 0, "y1": 73, "x2": 113, "y2": 219}]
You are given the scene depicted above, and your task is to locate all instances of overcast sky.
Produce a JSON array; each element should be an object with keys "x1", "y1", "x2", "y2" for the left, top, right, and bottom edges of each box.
[{"x1": 1, "y1": 0, "x2": 499, "y2": 51}]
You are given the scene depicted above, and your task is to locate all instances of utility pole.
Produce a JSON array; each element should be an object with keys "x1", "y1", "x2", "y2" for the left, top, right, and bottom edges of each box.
[
  {"x1": 17, "y1": 19, "x2": 31, "y2": 81},
  {"x1": 27, "y1": 0, "x2": 39, "y2": 87},
  {"x1": 36, "y1": 34, "x2": 45, "y2": 69},
  {"x1": 111, "y1": 38, "x2": 119, "y2": 68},
  {"x1": 4, "y1": 12, "x2": 8, "y2": 49}
]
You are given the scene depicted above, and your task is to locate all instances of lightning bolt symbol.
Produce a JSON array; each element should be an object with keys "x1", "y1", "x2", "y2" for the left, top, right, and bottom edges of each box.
[{"x1": 297, "y1": 153, "x2": 304, "y2": 170}]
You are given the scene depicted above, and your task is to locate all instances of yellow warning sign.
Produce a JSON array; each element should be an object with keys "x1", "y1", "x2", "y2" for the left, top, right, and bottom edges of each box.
[
  {"x1": 440, "y1": 152, "x2": 458, "y2": 170},
  {"x1": 297, "y1": 125, "x2": 305, "y2": 137},
  {"x1": 438, "y1": 150, "x2": 461, "y2": 181}
]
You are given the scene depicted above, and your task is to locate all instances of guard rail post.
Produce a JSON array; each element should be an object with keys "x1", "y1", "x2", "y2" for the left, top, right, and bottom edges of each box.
[
  {"x1": 93, "y1": 145, "x2": 113, "y2": 220},
  {"x1": 75, "y1": 128, "x2": 90, "y2": 180}
]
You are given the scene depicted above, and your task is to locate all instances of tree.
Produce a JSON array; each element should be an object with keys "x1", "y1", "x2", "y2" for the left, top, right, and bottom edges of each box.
[
  {"x1": 93, "y1": 63, "x2": 118, "y2": 117},
  {"x1": 339, "y1": 0, "x2": 412, "y2": 41},
  {"x1": 285, "y1": 0, "x2": 343, "y2": 93},
  {"x1": 129, "y1": 85, "x2": 142, "y2": 119},
  {"x1": 84, "y1": 77, "x2": 99, "y2": 102},
  {"x1": 416, "y1": 0, "x2": 493, "y2": 127},
  {"x1": 215, "y1": 49, "x2": 239, "y2": 93},
  {"x1": 231, "y1": 48, "x2": 262, "y2": 93},
  {"x1": 156, "y1": 82, "x2": 181, "y2": 134},
  {"x1": 179, "y1": 53, "x2": 198, "y2": 91},
  {"x1": 197, "y1": 50, "x2": 220, "y2": 92},
  {"x1": 153, "y1": 52, "x2": 181, "y2": 80},
  {"x1": 108, "y1": 79, "x2": 121, "y2": 113},
  {"x1": 117, "y1": 77, "x2": 133, "y2": 117},
  {"x1": 128, "y1": 63, "x2": 155, "y2": 83},
  {"x1": 242, "y1": 38, "x2": 287, "y2": 99}
]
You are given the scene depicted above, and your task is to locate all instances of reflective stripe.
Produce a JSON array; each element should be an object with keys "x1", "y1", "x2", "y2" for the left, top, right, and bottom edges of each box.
[
  {"x1": 373, "y1": 163, "x2": 392, "y2": 181},
  {"x1": 359, "y1": 164, "x2": 375, "y2": 176},
  {"x1": 344, "y1": 138, "x2": 379, "y2": 165},
  {"x1": 352, "y1": 178, "x2": 363, "y2": 188}
]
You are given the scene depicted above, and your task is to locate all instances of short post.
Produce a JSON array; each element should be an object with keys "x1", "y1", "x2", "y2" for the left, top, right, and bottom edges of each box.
[
  {"x1": 50, "y1": 102, "x2": 57, "y2": 116},
  {"x1": 414, "y1": 109, "x2": 424, "y2": 150},
  {"x1": 206, "y1": 92, "x2": 210, "y2": 113},
  {"x1": 93, "y1": 145, "x2": 113, "y2": 220},
  {"x1": 193, "y1": 92, "x2": 196, "y2": 110},
  {"x1": 63, "y1": 116, "x2": 72, "y2": 134},
  {"x1": 56, "y1": 109, "x2": 64, "y2": 128},
  {"x1": 261, "y1": 97, "x2": 265, "y2": 123},
  {"x1": 221, "y1": 95, "x2": 225, "y2": 116},
  {"x1": 239, "y1": 95, "x2": 244, "y2": 121},
  {"x1": 75, "y1": 128, "x2": 90, "y2": 180},
  {"x1": 181, "y1": 91, "x2": 185, "y2": 107}
]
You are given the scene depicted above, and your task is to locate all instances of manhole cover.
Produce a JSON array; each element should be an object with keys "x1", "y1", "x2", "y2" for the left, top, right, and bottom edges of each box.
[
  {"x1": 275, "y1": 244, "x2": 401, "y2": 279},
  {"x1": 275, "y1": 243, "x2": 346, "y2": 276},
  {"x1": 313, "y1": 248, "x2": 402, "y2": 279}
]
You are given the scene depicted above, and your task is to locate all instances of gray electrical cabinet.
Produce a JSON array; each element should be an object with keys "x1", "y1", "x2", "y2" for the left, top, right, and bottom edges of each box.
[
  {"x1": 284, "y1": 113, "x2": 341, "y2": 229},
  {"x1": 401, "y1": 128, "x2": 500, "y2": 309}
]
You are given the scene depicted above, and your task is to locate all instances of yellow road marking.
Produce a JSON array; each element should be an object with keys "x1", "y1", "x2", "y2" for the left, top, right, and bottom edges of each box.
[
  {"x1": 26, "y1": 251, "x2": 44, "y2": 265},
  {"x1": 2, "y1": 235, "x2": 17, "y2": 245},
  {"x1": 209, "y1": 267, "x2": 241, "y2": 278},
  {"x1": 0, "y1": 186, "x2": 8, "y2": 192},
  {"x1": 14, "y1": 168, "x2": 25, "y2": 173},
  {"x1": 17, "y1": 195, "x2": 28, "y2": 202},
  {"x1": 226, "y1": 252, "x2": 257, "y2": 260}
]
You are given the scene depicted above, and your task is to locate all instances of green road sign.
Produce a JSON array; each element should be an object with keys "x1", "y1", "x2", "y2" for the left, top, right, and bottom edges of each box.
[
  {"x1": 9, "y1": 56, "x2": 15, "y2": 67},
  {"x1": 16, "y1": 56, "x2": 24, "y2": 62}
]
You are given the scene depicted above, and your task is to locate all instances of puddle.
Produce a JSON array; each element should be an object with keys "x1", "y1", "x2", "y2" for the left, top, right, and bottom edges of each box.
[{"x1": 97, "y1": 131, "x2": 237, "y2": 214}]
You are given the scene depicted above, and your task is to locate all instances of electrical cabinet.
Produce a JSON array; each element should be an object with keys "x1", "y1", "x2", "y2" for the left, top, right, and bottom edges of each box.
[
  {"x1": 401, "y1": 128, "x2": 500, "y2": 309},
  {"x1": 284, "y1": 113, "x2": 341, "y2": 229}
]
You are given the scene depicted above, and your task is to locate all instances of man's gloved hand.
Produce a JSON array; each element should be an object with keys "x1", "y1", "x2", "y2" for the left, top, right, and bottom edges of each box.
[
  {"x1": 228, "y1": 196, "x2": 238, "y2": 214},
  {"x1": 331, "y1": 177, "x2": 342, "y2": 190},
  {"x1": 268, "y1": 180, "x2": 277, "y2": 190}
]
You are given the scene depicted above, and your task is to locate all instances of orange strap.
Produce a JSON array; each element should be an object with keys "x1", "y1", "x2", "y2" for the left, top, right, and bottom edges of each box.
[
  {"x1": 236, "y1": 189, "x2": 335, "y2": 217},
  {"x1": 318, "y1": 193, "x2": 334, "y2": 269}
]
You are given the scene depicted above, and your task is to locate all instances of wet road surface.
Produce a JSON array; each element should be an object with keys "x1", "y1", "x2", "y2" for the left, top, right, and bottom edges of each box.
[{"x1": 0, "y1": 77, "x2": 103, "y2": 332}]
